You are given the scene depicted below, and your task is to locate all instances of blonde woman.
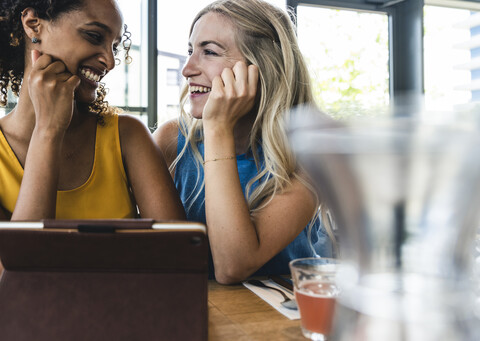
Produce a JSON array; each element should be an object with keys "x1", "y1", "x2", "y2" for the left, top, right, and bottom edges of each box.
[
  {"x1": 154, "y1": 0, "x2": 333, "y2": 284},
  {"x1": 0, "y1": 0, "x2": 185, "y2": 221}
]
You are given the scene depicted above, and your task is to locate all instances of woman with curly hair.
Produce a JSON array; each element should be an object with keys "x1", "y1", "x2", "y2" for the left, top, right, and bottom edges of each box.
[
  {"x1": 154, "y1": 0, "x2": 335, "y2": 284},
  {"x1": 0, "y1": 0, "x2": 185, "y2": 220}
]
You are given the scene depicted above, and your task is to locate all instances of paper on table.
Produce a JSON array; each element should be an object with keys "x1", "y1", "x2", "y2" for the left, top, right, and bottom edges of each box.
[{"x1": 243, "y1": 279, "x2": 300, "y2": 320}]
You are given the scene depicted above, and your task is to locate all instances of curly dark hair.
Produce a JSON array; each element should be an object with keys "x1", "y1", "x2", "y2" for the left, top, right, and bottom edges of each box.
[{"x1": 0, "y1": 0, "x2": 132, "y2": 122}]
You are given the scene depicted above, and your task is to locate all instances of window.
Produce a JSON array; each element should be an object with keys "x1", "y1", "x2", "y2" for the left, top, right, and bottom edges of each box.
[
  {"x1": 424, "y1": 3, "x2": 480, "y2": 113},
  {"x1": 156, "y1": 0, "x2": 217, "y2": 127},
  {"x1": 167, "y1": 69, "x2": 181, "y2": 86},
  {"x1": 297, "y1": 5, "x2": 389, "y2": 119},
  {"x1": 0, "y1": 93, "x2": 15, "y2": 118},
  {"x1": 102, "y1": 0, "x2": 147, "y2": 123}
]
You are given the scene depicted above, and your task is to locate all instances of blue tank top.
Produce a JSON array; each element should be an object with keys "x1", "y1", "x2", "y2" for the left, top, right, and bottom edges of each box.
[{"x1": 174, "y1": 130, "x2": 333, "y2": 278}]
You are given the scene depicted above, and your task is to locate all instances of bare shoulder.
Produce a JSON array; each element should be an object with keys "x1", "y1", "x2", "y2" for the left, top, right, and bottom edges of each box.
[
  {"x1": 0, "y1": 113, "x2": 13, "y2": 135},
  {"x1": 116, "y1": 114, "x2": 157, "y2": 164},
  {"x1": 152, "y1": 119, "x2": 179, "y2": 167},
  {"x1": 117, "y1": 114, "x2": 151, "y2": 139},
  {"x1": 285, "y1": 175, "x2": 317, "y2": 206},
  {"x1": 153, "y1": 119, "x2": 179, "y2": 147},
  {"x1": 294, "y1": 170, "x2": 318, "y2": 199}
]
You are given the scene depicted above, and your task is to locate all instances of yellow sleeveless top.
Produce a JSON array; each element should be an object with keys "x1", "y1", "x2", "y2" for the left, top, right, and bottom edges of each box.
[{"x1": 0, "y1": 114, "x2": 137, "y2": 219}]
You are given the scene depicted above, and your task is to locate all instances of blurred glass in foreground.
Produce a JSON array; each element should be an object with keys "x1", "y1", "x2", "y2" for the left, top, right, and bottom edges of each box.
[{"x1": 288, "y1": 102, "x2": 480, "y2": 340}]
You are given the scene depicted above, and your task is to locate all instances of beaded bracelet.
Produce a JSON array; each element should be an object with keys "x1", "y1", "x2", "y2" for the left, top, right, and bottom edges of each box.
[{"x1": 203, "y1": 156, "x2": 236, "y2": 165}]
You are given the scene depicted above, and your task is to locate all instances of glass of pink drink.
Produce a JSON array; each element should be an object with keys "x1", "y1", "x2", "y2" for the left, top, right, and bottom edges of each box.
[{"x1": 290, "y1": 258, "x2": 340, "y2": 341}]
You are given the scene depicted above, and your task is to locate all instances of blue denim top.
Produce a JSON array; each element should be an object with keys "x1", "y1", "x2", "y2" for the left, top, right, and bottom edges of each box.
[{"x1": 174, "y1": 130, "x2": 333, "y2": 278}]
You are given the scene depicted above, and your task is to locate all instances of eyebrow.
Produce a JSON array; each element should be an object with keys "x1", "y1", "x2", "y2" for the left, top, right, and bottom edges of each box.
[
  {"x1": 85, "y1": 21, "x2": 111, "y2": 33},
  {"x1": 189, "y1": 40, "x2": 226, "y2": 50}
]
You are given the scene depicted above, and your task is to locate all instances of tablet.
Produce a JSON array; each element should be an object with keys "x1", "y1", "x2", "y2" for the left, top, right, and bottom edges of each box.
[{"x1": 0, "y1": 219, "x2": 208, "y2": 341}]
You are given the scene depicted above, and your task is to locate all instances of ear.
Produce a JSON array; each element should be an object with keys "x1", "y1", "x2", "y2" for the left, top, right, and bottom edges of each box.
[{"x1": 20, "y1": 8, "x2": 43, "y2": 43}]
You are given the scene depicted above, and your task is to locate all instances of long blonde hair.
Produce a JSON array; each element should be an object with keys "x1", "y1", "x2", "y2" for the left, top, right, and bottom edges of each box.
[{"x1": 172, "y1": 0, "x2": 336, "y2": 250}]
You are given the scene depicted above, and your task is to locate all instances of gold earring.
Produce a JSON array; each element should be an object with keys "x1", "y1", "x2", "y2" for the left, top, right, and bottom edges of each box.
[{"x1": 9, "y1": 34, "x2": 20, "y2": 47}]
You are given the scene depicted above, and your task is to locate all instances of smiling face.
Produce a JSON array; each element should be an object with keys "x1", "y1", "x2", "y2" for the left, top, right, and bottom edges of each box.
[
  {"x1": 182, "y1": 11, "x2": 245, "y2": 119},
  {"x1": 37, "y1": 0, "x2": 123, "y2": 104}
]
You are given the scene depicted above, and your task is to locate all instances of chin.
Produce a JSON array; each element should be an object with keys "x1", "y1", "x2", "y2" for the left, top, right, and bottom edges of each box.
[
  {"x1": 74, "y1": 90, "x2": 97, "y2": 106},
  {"x1": 189, "y1": 108, "x2": 203, "y2": 120}
]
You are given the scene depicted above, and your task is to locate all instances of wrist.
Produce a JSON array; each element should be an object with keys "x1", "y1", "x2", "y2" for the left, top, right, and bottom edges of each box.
[
  {"x1": 203, "y1": 121, "x2": 234, "y2": 137},
  {"x1": 204, "y1": 127, "x2": 235, "y2": 147},
  {"x1": 203, "y1": 155, "x2": 236, "y2": 165},
  {"x1": 32, "y1": 125, "x2": 66, "y2": 144}
]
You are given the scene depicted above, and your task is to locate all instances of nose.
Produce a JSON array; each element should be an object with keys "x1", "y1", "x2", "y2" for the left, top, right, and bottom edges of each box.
[
  {"x1": 182, "y1": 54, "x2": 200, "y2": 79},
  {"x1": 99, "y1": 47, "x2": 116, "y2": 71}
]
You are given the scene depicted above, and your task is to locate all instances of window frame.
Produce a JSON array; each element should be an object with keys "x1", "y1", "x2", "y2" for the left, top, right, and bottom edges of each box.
[{"x1": 288, "y1": 0, "x2": 424, "y2": 106}]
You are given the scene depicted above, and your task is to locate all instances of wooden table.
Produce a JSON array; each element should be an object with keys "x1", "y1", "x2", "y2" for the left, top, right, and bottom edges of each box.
[{"x1": 208, "y1": 281, "x2": 305, "y2": 340}]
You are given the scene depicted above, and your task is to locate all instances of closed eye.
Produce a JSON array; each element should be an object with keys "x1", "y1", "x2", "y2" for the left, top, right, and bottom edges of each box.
[
  {"x1": 187, "y1": 48, "x2": 220, "y2": 57},
  {"x1": 83, "y1": 30, "x2": 104, "y2": 45},
  {"x1": 204, "y1": 49, "x2": 218, "y2": 56}
]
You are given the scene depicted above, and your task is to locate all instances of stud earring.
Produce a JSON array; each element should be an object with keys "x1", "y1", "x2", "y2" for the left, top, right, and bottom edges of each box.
[{"x1": 32, "y1": 37, "x2": 40, "y2": 44}]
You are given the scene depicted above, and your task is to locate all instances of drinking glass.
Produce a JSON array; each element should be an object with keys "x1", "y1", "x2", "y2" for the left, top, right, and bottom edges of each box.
[
  {"x1": 289, "y1": 257, "x2": 341, "y2": 341},
  {"x1": 288, "y1": 103, "x2": 480, "y2": 340}
]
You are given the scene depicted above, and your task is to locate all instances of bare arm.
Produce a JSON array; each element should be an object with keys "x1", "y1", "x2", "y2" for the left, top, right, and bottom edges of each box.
[
  {"x1": 12, "y1": 52, "x2": 79, "y2": 220},
  {"x1": 12, "y1": 130, "x2": 64, "y2": 220},
  {"x1": 204, "y1": 128, "x2": 316, "y2": 284},
  {"x1": 201, "y1": 62, "x2": 316, "y2": 283},
  {"x1": 119, "y1": 115, "x2": 185, "y2": 220},
  {"x1": 154, "y1": 114, "x2": 312, "y2": 284}
]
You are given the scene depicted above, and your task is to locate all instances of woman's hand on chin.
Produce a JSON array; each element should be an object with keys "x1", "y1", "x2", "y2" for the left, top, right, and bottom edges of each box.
[
  {"x1": 28, "y1": 50, "x2": 81, "y2": 134},
  {"x1": 202, "y1": 61, "x2": 258, "y2": 133}
]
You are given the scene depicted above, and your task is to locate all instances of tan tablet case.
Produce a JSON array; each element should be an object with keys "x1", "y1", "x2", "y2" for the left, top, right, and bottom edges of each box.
[{"x1": 0, "y1": 219, "x2": 208, "y2": 341}]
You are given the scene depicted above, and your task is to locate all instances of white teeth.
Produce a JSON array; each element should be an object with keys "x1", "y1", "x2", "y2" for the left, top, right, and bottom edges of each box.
[
  {"x1": 189, "y1": 85, "x2": 211, "y2": 93},
  {"x1": 80, "y1": 67, "x2": 101, "y2": 83}
]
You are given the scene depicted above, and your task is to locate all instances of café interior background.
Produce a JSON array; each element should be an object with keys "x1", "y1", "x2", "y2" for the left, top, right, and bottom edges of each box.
[{"x1": 2, "y1": 0, "x2": 480, "y2": 128}]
